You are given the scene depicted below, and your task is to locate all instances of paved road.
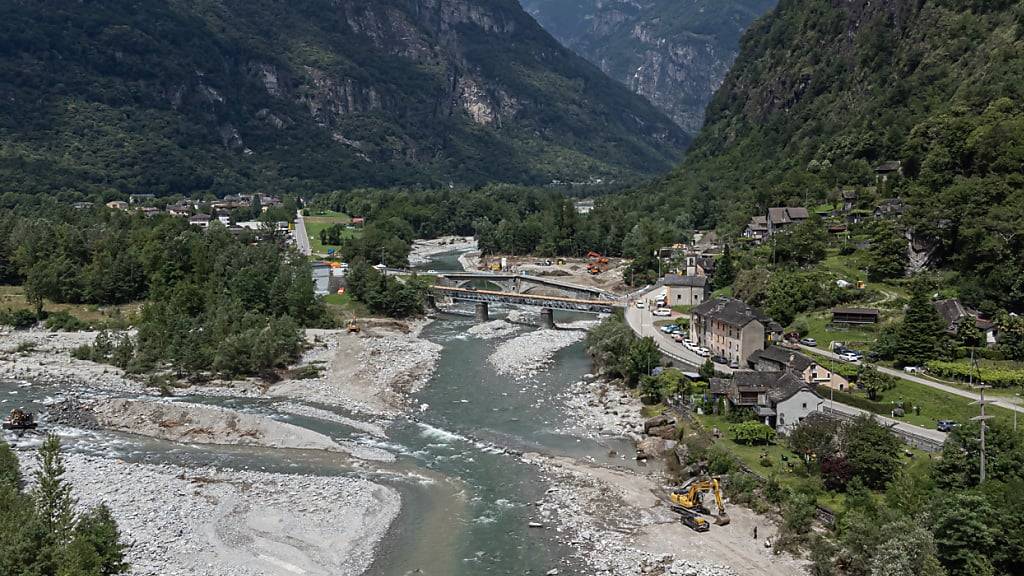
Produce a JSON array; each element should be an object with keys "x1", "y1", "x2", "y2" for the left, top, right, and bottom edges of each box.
[
  {"x1": 622, "y1": 287, "x2": 733, "y2": 373},
  {"x1": 294, "y1": 210, "x2": 312, "y2": 256},
  {"x1": 818, "y1": 391, "x2": 948, "y2": 445},
  {"x1": 798, "y1": 344, "x2": 1024, "y2": 414}
]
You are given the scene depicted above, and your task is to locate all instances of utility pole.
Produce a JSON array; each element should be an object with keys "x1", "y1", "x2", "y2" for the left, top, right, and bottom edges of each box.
[{"x1": 969, "y1": 348, "x2": 992, "y2": 484}]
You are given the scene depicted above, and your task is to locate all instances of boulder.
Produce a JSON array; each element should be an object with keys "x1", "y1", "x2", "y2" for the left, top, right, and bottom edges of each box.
[
  {"x1": 636, "y1": 437, "x2": 678, "y2": 460},
  {"x1": 647, "y1": 424, "x2": 678, "y2": 441},
  {"x1": 644, "y1": 414, "x2": 675, "y2": 434}
]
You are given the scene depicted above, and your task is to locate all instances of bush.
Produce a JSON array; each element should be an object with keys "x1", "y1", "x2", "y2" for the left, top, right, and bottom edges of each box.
[
  {"x1": 43, "y1": 311, "x2": 90, "y2": 331},
  {"x1": 926, "y1": 360, "x2": 1024, "y2": 387},
  {"x1": 0, "y1": 308, "x2": 39, "y2": 329}
]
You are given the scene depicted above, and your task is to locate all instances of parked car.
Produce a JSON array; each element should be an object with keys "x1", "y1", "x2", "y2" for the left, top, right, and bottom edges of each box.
[
  {"x1": 904, "y1": 366, "x2": 924, "y2": 374},
  {"x1": 696, "y1": 347, "x2": 711, "y2": 357},
  {"x1": 833, "y1": 345, "x2": 850, "y2": 355},
  {"x1": 838, "y1": 352, "x2": 861, "y2": 363},
  {"x1": 799, "y1": 337, "x2": 818, "y2": 347},
  {"x1": 660, "y1": 325, "x2": 674, "y2": 334},
  {"x1": 937, "y1": 420, "x2": 958, "y2": 432},
  {"x1": 729, "y1": 359, "x2": 740, "y2": 369},
  {"x1": 711, "y1": 355, "x2": 729, "y2": 365},
  {"x1": 635, "y1": 301, "x2": 646, "y2": 309},
  {"x1": 653, "y1": 308, "x2": 672, "y2": 317},
  {"x1": 673, "y1": 333, "x2": 685, "y2": 343}
]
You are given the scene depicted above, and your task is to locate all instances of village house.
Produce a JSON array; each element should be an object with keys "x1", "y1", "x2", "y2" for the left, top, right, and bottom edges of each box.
[
  {"x1": 188, "y1": 214, "x2": 211, "y2": 228},
  {"x1": 874, "y1": 198, "x2": 904, "y2": 219},
  {"x1": 841, "y1": 188, "x2": 858, "y2": 212},
  {"x1": 933, "y1": 298, "x2": 997, "y2": 346},
  {"x1": 105, "y1": 200, "x2": 129, "y2": 210},
  {"x1": 749, "y1": 345, "x2": 851, "y2": 391},
  {"x1": 166, "y1": 201, "x2": 192, "y2": 217},
  {"x1": 128, "y1": 193, "x2": 156, "y2": 205},
  {"x1": 137, "y1": 206, "x2": 161, "y2": 217},
  {"x1": 709, "y1": 371, "x2": 823, "y2": 434},
  {"x1": 72, "y1": 202, "x2": 94, "y2": 210},
  {"x1": 743, "y1": 206, "x2": 809, "y2": 242},
  {"x1": 874, "y1": 160, "x2": 903, "y2": 183},
  {"x1": 661, "y1": 274, "x2": 708, "y2": 307},
  {"x1": 690, "y1": 297, "x2": 782, "y2": 366},
  {"x1": 684, "y1": 254, "x2": 716, "y2": 278}
]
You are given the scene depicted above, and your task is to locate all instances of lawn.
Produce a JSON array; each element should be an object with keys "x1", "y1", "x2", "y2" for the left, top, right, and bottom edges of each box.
[
  {"x1": 0, "y1": 285, "x2": 140, "y2": 325},
  {"x1": 322, "y1": 291, "x2": 368, "y2": 319},
  {"x1": 821, "y1": 250, "x2": 908, "y2": 302},
  {"x1": 791, "y1": 312, "x2": 882, "y2": 351},
  {"x1": 303, "y1": 211, "x2": 359, "y2": 254}
]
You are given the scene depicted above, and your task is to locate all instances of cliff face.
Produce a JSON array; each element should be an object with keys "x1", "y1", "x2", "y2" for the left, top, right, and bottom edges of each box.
[
  {"x1": 0, "y1": 0, "x2": 688, "y2": 197},
  {"x1": 520, "y1": 0, "x2": 777, "y2": 134}
]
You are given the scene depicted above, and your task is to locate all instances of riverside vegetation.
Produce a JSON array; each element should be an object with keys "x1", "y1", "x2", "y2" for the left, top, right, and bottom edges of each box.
[{"x1": 0, "y1": 436, "x2": 128, "y2": 575}]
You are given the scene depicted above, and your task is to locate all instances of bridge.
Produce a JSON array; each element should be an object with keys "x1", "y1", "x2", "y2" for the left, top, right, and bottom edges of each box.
[
  {"x1": 431, "y1": 271, "x2": 615, "y2": 301},
  {"x1": 429, "y1": 286, "x2": 621, "y2": 326}
]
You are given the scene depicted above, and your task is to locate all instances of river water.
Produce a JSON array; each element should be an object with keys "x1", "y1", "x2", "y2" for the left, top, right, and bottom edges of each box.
[{"x1": 1, "y1": 250, "x2": 637, "y2": 575}]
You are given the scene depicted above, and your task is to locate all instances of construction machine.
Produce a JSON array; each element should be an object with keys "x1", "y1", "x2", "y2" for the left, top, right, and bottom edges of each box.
[
  {"x1": 346, "y1": 321, "x2": 361, "y2": 334},
  {"x1": 669, "y1": 477, "x2": 730, "y2": 527},
  {"x1": 2, "y1": 409, "x2": 37, "y2": 432}
]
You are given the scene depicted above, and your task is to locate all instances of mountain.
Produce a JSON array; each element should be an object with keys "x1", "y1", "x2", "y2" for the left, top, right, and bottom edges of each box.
[
  {"x1": 616, "y1": 0, "x2": 1024, "y2": 308},
  {"x1": 519, "y1": 0, "x2": 777, "y2": 134},
  {"x1": 0, "y1": 0, "x2": 688, "y2": 199}
]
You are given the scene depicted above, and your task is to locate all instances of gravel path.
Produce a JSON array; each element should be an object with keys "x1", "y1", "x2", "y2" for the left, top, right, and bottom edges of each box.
[{"x1": 17, "y1": 452, "x2": 400, "y2": 576}]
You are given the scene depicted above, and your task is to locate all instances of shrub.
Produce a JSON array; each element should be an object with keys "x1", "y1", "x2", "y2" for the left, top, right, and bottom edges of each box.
[
  {"x1": 43, "y1": 311, "x2": 90, "y2": 331},
  {"x1": 926, "y1": 360, "x2": 1024, "y2": 387},
  {"x1": 0, "y1": 308, "x2": 39, "y2": 329}
]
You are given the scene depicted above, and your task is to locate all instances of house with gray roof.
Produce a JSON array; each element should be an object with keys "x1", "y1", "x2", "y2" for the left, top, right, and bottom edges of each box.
[
  {"x1": 661, "y1": 274, "x2": 708, "y2": 307},
  {"x1": 710, "y1": 370, "x2": 822, "y2": 433},
  {"x1": 690, "y1": 298, "x2": 782, "y2": 366},
  {"x1": 749, "y1": 345, "x2": 851, "y2": 391},
  {"x1": 743, "y1": 207, "x2": 809, "y2": 243}
]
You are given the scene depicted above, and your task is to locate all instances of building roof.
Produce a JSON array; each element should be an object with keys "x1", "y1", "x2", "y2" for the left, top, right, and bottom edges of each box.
[
  {"x1": 662, "y1": 274, "x2": 708, "y2": 288},
  {"x1": 767, "y1": 206, "x2": 809, "y2": 226},
  {"x1": 841, "y1": 188, "x2": 858, "y2": 200},
  {"x1": 832, "y1": 307, "x2": 880, "y2": 317},
  {"x1": 692, "y1": 297, "x2": 774, "y2": 329},
  {"x1": 746, "y1": 216, "x2": 768, "y2": 232},
  {"x1": 710, "y1": 370, "x2": 815, "y2": 406},
  {"x1": 750, "y1": 346, "x2": 814, "y2": 373},
  {"x1": 874, "y1": 160, "x2": 902, "y2": 173},
  {"x1": 932, "y1": 298, "x2": 991, "y2": 331},
  {"x1": 189, "y1": 214, "x2": 211, "y2": 221}
]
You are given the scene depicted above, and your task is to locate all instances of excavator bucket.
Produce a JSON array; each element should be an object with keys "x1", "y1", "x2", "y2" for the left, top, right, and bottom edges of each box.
[{"x1": 714, "y1": 514, "x2": 730, "y2": 526}]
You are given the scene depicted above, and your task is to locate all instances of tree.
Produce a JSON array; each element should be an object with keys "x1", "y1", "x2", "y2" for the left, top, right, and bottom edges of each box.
[
  {"x1": 585, "y1": 312, "x2": 635, "y2": 377},
  {"x1": 623, "y1": 337, "x2": 660, "y2": 386},
  {"x1": 996, "y1": 312, "x2": 1024, "y2": 361},
  {"x1": 731, "y1": 420, "x2": 776, "y2": 445},
  {"x1": 856, "y1": 365, "x2": 896, "y2": 400},
  {"x1": 33, "y1": 434, "x2": 76, "y2": 544},
  {"x1": 867, "y1": 222, "x2": 908, "y2": 280},
  {"x1": 0, "y1": 440, "x2": 21, "y2": 490},
  {"x1": 713, "y1": 244, "x2": 736, "y2": 290},
  {"x1": 893, "y1": 278, "x2": 946, "y2": 366},
  {"x1": 698, "y1": 358, "x2": 715, "y2": 380},
  {"x1": 775, "y1": 216, "x2": 828, "y2": 266},
  {"x1": 932, "y1": 493, "x2": 1000, "y2": 576},
  {"x1": 842, "y1": 415, "x2": 901, "y2": 490},
  {"x1": 956, "y1": 318, "x2": 984, "y2": 348},
  {"x1": 869, "y1": 519, "x2": 946, "y2": 576},
  {"x1": 788, "y1": 416, "x2": 838, "y2": 467},
  {"x1": 62, "y1": 505, "x2": 128, "y2": 576}
]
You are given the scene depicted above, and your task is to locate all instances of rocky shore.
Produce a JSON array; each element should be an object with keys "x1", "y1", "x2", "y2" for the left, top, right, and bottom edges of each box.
[
  {"x1": 17, "y1": 452, "x2": 399, "y2": 576},
  {"x1": 488, "y1": 329, "x2": 586, "y2": 379},
  {"x1": 408, "y1": 236, "x2": 476, "y2": 266}
]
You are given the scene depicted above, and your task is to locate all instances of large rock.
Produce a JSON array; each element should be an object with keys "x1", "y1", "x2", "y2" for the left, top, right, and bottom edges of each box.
[
  {"x1": 647, "y1": 424, "x2": 678, "y2": 441},
  {"x1": 644, "y1": 414, "x2": 675, "y2": 434},
  {"x1": 636, "y1": 437, "x2": 678, "y2": 460}
]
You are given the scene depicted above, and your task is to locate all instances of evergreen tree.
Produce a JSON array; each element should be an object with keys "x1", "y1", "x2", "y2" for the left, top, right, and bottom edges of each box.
[
  {"x1": 893, "y1": 278, "x2": 946, "y2": 366},
  {"x1": 713, "y1": 244, "x2": 736, "y2": 290},
  {"x1": 61, "y1": 505, "x2": 128, "y2": 576},
  {"x1": 33, "y1": 434, "x2": 77, "y2": 543},
  {"x1": 0, "y1": 439, "x2": 21, "y2": 490},
  {"x1": 867, "y1": 222, "x2": 908, "y2": 281}
]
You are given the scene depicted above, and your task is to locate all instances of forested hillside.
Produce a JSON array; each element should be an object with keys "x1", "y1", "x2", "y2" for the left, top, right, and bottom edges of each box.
[
  {"x1": 596, "y1": 0, "x2": 1024, "y2": 309},
  {"x1": 0, "y1": 0, "x2": 687, "y2": 200},
  {"x1": 520, "y1": 0, "x2": 776, "y2": 134}
]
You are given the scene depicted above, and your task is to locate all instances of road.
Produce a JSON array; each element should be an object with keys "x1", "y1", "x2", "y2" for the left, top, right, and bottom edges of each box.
[
  {"x1": 798, "y1": 344, "x2": 1024, "y2": 414},
  {"x1": 294, "y1": 210, "x2": 312, "y2": 256},
  {"x1": 818, "y1": 391, "x2": 947, "y2": 446}
]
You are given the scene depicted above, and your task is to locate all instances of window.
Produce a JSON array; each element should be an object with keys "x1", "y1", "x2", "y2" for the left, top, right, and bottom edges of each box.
[{"x1": 802, "y1": 403, "x2": 807, "y2": 409}]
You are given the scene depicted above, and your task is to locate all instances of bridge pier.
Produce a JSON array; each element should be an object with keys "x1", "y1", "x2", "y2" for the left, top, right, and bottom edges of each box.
[
  {"x1": 425, "y1": 294, "x2": 437, "y2": 310},
  {"x1": 474, "y1": 302, "x2": 490, "y2": 322},
  {"x1": 540, "y1": 307, "x2": 555, "y2": 329}
]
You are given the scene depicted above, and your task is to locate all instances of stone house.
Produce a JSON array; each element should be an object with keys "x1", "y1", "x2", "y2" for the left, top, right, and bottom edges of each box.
[
  {"x1": 690, "y1": 298, "x2": 781, "y2": 366},
  {"x1": 709, "y1": 370, "x2": 823, "y2": 434},
  {"x1": 933, "y1": 298, "x2": 997, "y2": 346},
  {"x1": 749, "y1": 345, "x2": 851, "y2": 391},
  {"x1": 661, "y1": 274, "x2": 708, "y2": 307}
]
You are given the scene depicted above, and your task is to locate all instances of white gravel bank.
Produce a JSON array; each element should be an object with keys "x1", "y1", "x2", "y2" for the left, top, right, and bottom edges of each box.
[
  {"x1": 408, "y1": 236, "x2": 477, "y2": 266},
  {"x1": 467, "y1": 319, "x2": 521, "y2": 340},
  {"x1": 18, "y1": 452, "x2": 399, "y2": 576},
  {"x1": 488, "y1": 329, "x2": 586, "y2": 379}
]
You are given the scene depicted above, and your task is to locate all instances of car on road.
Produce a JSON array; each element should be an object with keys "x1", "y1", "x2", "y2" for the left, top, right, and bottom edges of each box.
[
  {"x1": 711, "y1": 355, "x2": 729, "y2": 365},
  {"x1": 696, "y1": 347, "x2": 711, "y2": 357},
  {"x1": 838, "y1": 352, "x2": 861, "y2": 363},
  {"x1": 653, "y1": 308, "x2": 672, "y2": 317},
  {"x1": 673, "y1": 333, "x2": 685, "y2": 343},
  {"x1": 635, "y1": 301, "x2": 646, "y2": 309},
  {"x1": 799, "y1": 337, "x2": 818, "y2": 347},
  {"x1": 660, "y1": 325, "x2": 679, "y2": 334},
  {"x1": 904, "y1": 366, "x2": 924, "y2": 374},
  {"x1": 937, "y1": 420, "x2": 958, "y2": 432}
]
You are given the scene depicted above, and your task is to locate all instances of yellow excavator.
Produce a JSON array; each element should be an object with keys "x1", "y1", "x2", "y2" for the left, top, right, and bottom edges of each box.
[{"x1": 669, "y1": 477, "x2": 730, "y2": 529}]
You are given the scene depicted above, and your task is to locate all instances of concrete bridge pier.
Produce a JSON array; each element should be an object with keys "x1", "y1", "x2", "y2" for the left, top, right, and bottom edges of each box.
[
  {"x1": 425, "y1": 294, "x2": 437, "y2": 310},
  {"x1": 540, "y1": 307, "x2": 555, "y2": 329},
  {"x1": 475, "y1": 302, "x2": 490, "y2": 322}
]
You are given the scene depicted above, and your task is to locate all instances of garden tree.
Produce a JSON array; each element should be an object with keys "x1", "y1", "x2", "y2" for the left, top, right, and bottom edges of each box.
[
  {"x1": 933, "y1": 420, "x2": 1024, "y2": 490},
  {"x1": 585, "y1": 312, "x2": 636, "y2": 377},
  {"x1": 773, "y1": 216, "x2": 827, "y2": 267},
  {"x1": 931, "y1": 493, "x2": 1000, "y2": 576},
  {"x1": 868, "y1": 519, "x2": 946, "y2": 576},
  {"x1": 893, "y1": 278, "x2": 947, "y2": 366},
  {"x1": 698, "y1": 358, "x2": 715, "y2": 380},
  {"x1": 884, "y1": 468, "x2": 935, "y2": 517},
  {"x1": 640, "y1": 368, "x2": 689, "y2": 403},
  {"x1": 996, "y1": 312, "x2": 1024, "y2": 361},
  {"x1": 713, "y1": 244, "x2": 736, "y2": 290},
  {"x1": 779, "y1": 491, "x2": 816, "y2": 547},
  {"x1": 842, "y1": 415, "x2": 901, "y2": 490},
  {"x1": 788, "y1": 416, "x2": 838, "y2": 467},
  {"x1": 319, "y1": 223, "x2": 348, "y2": 247},
  {"x1": 820, "y1": 453, "x2": 853, "y2": 491},
  {"x1": 856, "y1": 365, "x2": 896, "y2": 400},
  {"x1": 867, "y1": 222, "x2": 908, "y2": 281},
  {"x1": 731, "y1": 421, "x2": 776, "y2": 445},
  {"x1": 623, "y1": 337, "x2": 661, "y2": 386},
  {"x1": 762, "y1": 270, "x2": 846, "y2": 326},
  {"x1": 956, "y1": 318, "x2": 984, "y2": 348},
  {"x1": 834, "y1": 478, "x2": 882, "y2": 576}
]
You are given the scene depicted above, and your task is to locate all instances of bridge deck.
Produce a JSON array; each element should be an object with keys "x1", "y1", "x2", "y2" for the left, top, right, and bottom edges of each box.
[{"x1": 431, "y1": 286, "x2": 620, "y2": 313}]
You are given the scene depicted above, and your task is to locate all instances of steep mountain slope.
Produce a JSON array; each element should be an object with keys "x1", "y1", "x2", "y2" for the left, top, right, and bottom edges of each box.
[
  {"x1": 601, "y1": 0, "x2": 1024, "y2": 308},
  {"x1": 0, "y1": 0, "x2": 688, "y2": 198},
  {"x1": 519, "y1": 0, "x2": 777, "y2": 134}
]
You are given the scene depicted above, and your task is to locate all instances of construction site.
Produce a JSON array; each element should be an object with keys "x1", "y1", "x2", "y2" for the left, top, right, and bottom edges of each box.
[{"x1": 473, "y1": 252, "x2": 630, "y2": 294}]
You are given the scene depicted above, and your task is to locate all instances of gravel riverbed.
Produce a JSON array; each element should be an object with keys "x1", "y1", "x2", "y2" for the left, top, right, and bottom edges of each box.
[{"x1": 488, "y1": 329, "x2": 586, "y2": 379}]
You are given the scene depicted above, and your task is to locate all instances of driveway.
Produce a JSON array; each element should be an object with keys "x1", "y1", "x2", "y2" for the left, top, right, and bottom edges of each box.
[{"x1": 798, "y1": 344, "x2": 1024, "y2": 414}]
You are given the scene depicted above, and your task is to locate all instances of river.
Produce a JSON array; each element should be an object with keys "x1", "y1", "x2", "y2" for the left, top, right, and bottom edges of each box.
[{"x1": 0, "y1": 249, "x2": 641, "y2": 575}]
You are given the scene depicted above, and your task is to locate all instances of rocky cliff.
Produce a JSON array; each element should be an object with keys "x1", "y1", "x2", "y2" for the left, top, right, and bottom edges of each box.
[
  {"x1": 520, "y1": 0, "x2": 777, "y2": 134},
  {"x1": 0, "y1": 0, "x2": 688, "y2": 197}
]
